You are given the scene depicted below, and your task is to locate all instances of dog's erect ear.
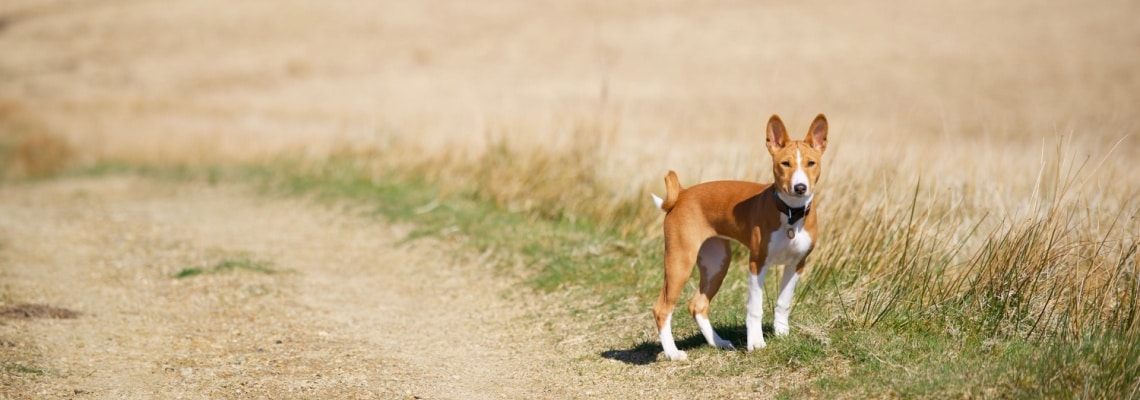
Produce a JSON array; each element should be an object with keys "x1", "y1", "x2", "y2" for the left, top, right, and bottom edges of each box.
[
  {"x1": 805, "y1": 113, "x2": 828, "y2": 153},
  {"x1": 766, "y1": 115, "x2": 789, "y2": 154}
]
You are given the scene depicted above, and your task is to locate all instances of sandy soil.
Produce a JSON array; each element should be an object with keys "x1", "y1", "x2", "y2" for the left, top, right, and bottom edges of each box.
[{"x1": 0, "y1": 177, "x2": 603, "y2": 399}]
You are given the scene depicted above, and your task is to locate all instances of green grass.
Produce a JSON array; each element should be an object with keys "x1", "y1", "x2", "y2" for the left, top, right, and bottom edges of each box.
[
  {"x1": 174, "y1": 257, "x2": 276, "y2": 279},
  {"x1": 75, "y1": 146, "x2": 1139, "y2": 398},
  {"x1": 2, "y1": 362, "x2": 43, "y2": 376},
  {"x1": 245, "y1": 157, "x2": 646, "y2": 294}
]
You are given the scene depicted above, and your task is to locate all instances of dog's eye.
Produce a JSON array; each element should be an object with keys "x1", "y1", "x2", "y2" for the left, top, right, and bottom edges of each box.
[
  {"x1": 807, "y1": 161, "x2": 816, "y2": 167},
  {"x1": 781, "y1": 161, "x2": 792, "y2": 167}
]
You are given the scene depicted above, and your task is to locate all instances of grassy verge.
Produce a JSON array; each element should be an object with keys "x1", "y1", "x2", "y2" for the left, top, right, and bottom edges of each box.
[{"x1": 70, "y1": 140, "x2": 1139, "y2": 397}]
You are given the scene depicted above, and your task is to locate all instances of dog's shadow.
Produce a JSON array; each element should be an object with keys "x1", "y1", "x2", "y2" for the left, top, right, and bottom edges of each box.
[{"x1": 600, "y1": 324, "x2": 772, "y2": 365}]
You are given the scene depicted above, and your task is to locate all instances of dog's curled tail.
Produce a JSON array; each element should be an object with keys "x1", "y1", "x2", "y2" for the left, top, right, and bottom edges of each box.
[{"x1": 651, "y1": 170, "x2": 682, "y2": 212}]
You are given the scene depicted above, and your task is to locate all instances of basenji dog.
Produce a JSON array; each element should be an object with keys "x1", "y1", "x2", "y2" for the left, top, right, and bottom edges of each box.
[{"x1": 650, "y1": 114, "x2": 828, "y2": 361}]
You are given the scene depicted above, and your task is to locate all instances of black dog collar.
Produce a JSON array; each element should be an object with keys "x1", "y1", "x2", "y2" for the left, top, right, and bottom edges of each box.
[{"x1": 773, "y1": 190, "x2": 810, "y2": 225}]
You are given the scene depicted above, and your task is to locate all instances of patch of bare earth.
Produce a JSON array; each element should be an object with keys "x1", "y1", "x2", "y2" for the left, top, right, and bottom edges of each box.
[
  {"x1": 0, "y1": 304, "x2": 80, "y2": 320},
  {"x1": 0, "y1": 177, "x2": 681, "y2": 399}
]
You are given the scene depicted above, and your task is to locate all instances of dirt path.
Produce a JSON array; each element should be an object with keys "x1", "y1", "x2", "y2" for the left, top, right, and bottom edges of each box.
[{"x1": 0, "y1": 176, "x2": 596, "y2": 399}]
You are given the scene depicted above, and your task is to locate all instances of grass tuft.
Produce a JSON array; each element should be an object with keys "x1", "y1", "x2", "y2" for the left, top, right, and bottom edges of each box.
[
  {"x1": 2, "y1": 362, "x2": 43, "y2": 375},
  {"x1": 174, "y1": 258, "x2": 276, "y2": 279}
]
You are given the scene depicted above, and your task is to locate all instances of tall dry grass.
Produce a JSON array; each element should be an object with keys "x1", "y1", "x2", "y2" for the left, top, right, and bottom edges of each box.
[
  {"x1": 811, "y1": 145, "x2": 1138, "y2": 339},
  {"x1": 0, "y1": 101, "x2": 72, "y2": 179}
]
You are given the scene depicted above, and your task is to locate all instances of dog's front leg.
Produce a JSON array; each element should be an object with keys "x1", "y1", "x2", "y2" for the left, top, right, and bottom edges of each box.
[
  {"x1": 774, "y1": 262, "x2": 802, "y2": 336},
  {"x1": 746, "y1": 261, "x2": 769, "y2": 351}
]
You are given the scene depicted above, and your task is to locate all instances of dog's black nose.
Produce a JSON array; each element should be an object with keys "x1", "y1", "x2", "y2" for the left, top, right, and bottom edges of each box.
[{"x1": 793, "y1": 183, "x2": 807, "y2": 195}]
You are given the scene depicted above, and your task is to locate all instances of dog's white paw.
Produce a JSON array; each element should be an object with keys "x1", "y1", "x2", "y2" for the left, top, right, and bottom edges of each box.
[
  {"x1": 663, "y1": 349, "x2": 688, "y2": 361},
  {"x1": 774, "y1": 322, "x2": 790, "y2": 336},
  {"x1": 747, "y1": 340, "x2": 767, "y2": 351}
]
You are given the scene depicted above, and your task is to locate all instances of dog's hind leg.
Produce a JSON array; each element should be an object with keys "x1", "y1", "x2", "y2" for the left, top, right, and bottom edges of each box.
[
  {"x1": 654, "y1": 230, "x2": 704, "y2": 361},
  {"x1": 689, "y1": 237, "x2": 734, "y2": 350}
]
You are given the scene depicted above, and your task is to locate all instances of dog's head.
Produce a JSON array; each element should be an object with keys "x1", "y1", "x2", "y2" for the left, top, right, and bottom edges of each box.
[{"x1": 765, "y1": 114, "x2": 828, "y2": 205}]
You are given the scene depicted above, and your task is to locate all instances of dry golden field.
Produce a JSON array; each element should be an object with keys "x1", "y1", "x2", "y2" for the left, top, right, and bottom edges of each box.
[
  {"x1": 3, "y1": 0, "x2": 1138, "y2": 233},
  {"x1": 2, "y1": 0, "x2": 1135, "y2": 167},
  {"x1": 2, "y1": 0, "x2": 1139, "y2": 398},
  {"x1": 2, "y1": 0, "x2": 1136, "y2": 226}
]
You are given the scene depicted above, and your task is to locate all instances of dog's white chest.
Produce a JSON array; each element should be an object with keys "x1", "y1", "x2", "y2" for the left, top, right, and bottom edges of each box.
[{"x1": 765, "y1": 225, "x2": 813, "y2": 267}]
